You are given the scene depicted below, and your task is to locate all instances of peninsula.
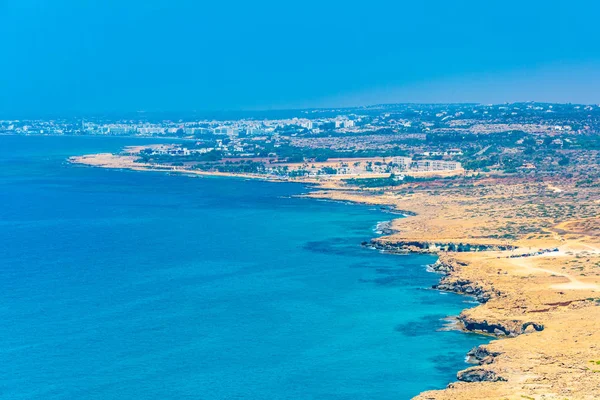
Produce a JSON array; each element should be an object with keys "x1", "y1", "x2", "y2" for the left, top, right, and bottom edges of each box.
[{"x1": 65, "y1": 103, "x2": 600, "y2": 399}]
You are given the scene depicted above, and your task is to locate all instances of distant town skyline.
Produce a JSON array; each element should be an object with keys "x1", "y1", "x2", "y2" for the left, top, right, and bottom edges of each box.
[{"x1": 1, "y1": 0, "x2": 599, "y2": 115}]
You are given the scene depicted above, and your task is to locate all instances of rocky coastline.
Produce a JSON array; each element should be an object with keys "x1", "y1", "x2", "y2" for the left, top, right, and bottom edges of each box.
[
  {"x1": 365, "y1": 239, "x2": 516, "y2": 254},
  {"x1": 70, "y1": 151, "x2": 600, "y2": 399},
  {"x1": 363, "y1": 233, "x2": 551, "y2": 388}
]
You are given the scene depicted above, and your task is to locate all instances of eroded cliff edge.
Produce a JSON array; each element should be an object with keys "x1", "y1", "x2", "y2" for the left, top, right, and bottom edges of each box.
[
  {"x1": 307, "y1": 183, "x2": 600, "y2": 400},
  {"x1": 72, "y1": 152, "x2": 600, "y2": 399}
]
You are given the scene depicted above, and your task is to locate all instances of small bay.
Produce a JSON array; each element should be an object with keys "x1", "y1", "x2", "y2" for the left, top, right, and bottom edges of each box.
[{"x1": 0, "y1": 136, "x2": 488, "y2": 399}]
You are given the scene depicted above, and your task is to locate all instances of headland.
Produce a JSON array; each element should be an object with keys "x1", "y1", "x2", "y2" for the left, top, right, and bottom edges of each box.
[{"x1": 70, "y1": 145, "x2": 600, "y2": 399}]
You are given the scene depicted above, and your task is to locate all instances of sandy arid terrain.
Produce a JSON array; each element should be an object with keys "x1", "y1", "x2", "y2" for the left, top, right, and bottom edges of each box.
[
  {"x1": 308, "y1": 179, "x2": 600, "y2": 400},
  {"x1": 72, "y1": 151, "x2": 600, "y2": 399}
]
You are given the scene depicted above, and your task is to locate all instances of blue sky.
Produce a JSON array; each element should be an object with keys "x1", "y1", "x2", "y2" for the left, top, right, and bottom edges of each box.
[{"x1": 1, "y1": 0, "x2": 599, "y2": 115}]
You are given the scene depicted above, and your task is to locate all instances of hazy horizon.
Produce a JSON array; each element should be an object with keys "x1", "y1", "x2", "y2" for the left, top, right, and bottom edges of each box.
[
  {"x1": 2, "y1": 101, "x2": 599, "y2": 121},
  {"x1": 1, "y1": 0, "x2": 599, "y2": 114}
]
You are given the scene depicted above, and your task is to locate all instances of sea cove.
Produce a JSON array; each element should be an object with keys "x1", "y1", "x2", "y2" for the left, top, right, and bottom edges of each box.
[{"x1": 0, "y1": 136, "x2": 487, "y2": 399}]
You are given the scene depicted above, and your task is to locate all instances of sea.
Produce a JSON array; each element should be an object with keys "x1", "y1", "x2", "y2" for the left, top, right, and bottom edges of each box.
[{"x1": 0, "y1": 136, "x2": 488, "y2": 399}]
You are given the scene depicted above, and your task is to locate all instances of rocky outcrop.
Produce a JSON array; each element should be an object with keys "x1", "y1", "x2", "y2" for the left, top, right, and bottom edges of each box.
[
  {"x1": 457, "y1": 347, "x2": 506, "y2": 384},
  {"x1": 378, "y1": 206, "x2": 417, "y2": 217},
  {"x1": 459, "y1": 314, "x2": 544, "y2": 337},
  {"x1": 367, "y1": 239, "x2": 516, "y2": 254},
  {"x1": 434, "y1": 277, "x2": 499, "y2": 303},
  {"x1": 427, "y1": 259, "x2": 456, "y2": 274},
  {"x1": 374, "y1": 221, "x2": 397, "y2": 235},
  {"x1": 457, "y1": 367, "x2": 507, "y2": 383},
  {"x1": 429, "y1": 257, "x2": 500, "y2": 303},
  {"x1": 428, "y1": 257, "x2": 545, "y2": 338},
  {"x1": 465, "y1": 346, "x2": 501, "y2": 365}
]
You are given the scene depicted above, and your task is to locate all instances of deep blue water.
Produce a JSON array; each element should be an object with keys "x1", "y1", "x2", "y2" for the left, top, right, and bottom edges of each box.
[{"x1": 0, "y1": 136, "x2": 487, "y2": 399}]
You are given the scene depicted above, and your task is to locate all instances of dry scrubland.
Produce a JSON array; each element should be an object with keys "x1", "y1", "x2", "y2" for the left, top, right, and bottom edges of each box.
[{"x1": 309, "y1": 177, "x2": 600, "y2": 400}]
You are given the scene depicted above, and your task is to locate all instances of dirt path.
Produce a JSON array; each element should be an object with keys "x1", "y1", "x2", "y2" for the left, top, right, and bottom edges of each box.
[{"x1": 507, "y1": 255, "x2": 600, "y2": 291}]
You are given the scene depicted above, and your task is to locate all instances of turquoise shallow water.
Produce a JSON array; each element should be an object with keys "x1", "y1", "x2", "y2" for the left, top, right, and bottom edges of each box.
[{"x1": 0, "y1": 136, "x2": 488, "y2": 399}]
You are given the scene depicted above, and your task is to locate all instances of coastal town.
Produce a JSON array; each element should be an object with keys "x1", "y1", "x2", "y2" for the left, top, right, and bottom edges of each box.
[
  {"x1": 5, "y1": 0, "x2": 599, "y2": 399},
  {"x1": 64, "y1": 102, "x2": 600, "y2": 399},
  {"x1": 7, "y1": 102, "x2": 598, "y2": 183},
  {"x1": 2, "y1": 101, "x2": 600, "y2": 398},
  {"x1": 2, "y1": 103, "x2": 594, "y2": 140}
]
